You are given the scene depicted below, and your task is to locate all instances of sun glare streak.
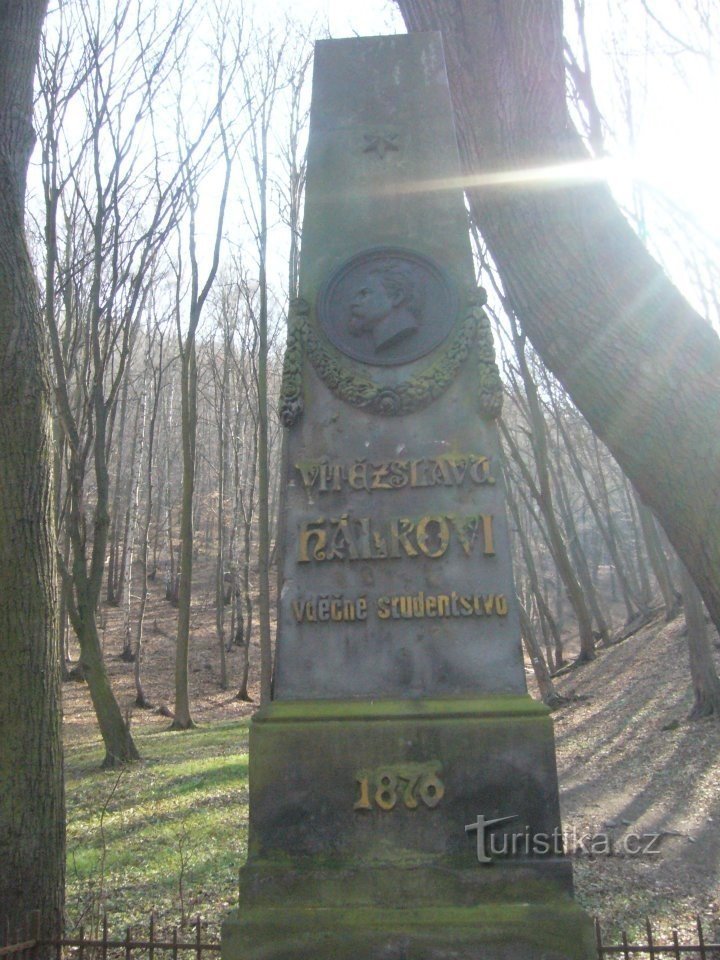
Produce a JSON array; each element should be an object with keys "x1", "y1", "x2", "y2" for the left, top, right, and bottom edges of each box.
[{"x1": 384, "y1": 156, "x2": 633, "y2": 196}]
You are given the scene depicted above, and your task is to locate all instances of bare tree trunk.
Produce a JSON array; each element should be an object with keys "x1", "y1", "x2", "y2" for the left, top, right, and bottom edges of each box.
[
  {"x1": 257, "y1": 254, "x2": 272, "y2": 701},
  {"x1": 173, "y1": 339, "x2": 199, "y2": 730},
  {"x1": 518, "y1": 603, "x2": 565, "y2": 708},
  {"x1": 679, "y1": 563, "x2": 720, "y2": 720},
  {"x1": 121, "y1": 387, "x2": 145, "y2": 660},
  {"x1": 235, "y1": 393, "x2": 257, "y2": 703},
  {"x1": 503, "y1": 452, "x2": 564, "y2": 669},
  {"x1": 636, "y1": 494, "x2": 680, "y2": 621},
  {"x1": 500, "y1": 411, "x2": 596, "y2": 662},
  {"x1": 173, "y1": 93, "x2": 233, "y2": 727},
  {"x1": 0, "y1": 0, "x2": 64, "y2": 937},
  {"x1": 74, "y1": 602, "x2": 140, "y2": 766},
  {"x1": 164, "y1": 391, "x2": 179, "y2": 604},
  {"x1": 622, "y1": 475, "x2": 653, "y2": 609},
  {"x1": 134, "y1": 331, "x2": 164, "y2": 709},
  {"x1": 395, "y1": 0, "x2": 720, "y2": 635},
  {"x1": 556, "y1": 416, "x2": 638, "y2": 623},
  {"x1": 552, "y1": 456, "x2": 611, "y2": 645},
  {"x1": 590, "y1": 435, "x2": 645, "y2": 620},
  {"x1": 214, "y1": 321, "x2": 231, "y2": 690},
  {"x1": 107, "y1": 372, "x2": 130, "y2": 605},
  {"x1": 116, "y1": 386, "x2": 142, "y2": 612},
  {"x1": 506, "y1": 319, "x2": 596, "y2": 659}
]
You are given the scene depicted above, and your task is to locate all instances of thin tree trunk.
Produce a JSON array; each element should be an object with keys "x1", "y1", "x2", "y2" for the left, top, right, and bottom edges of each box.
[
  {"x1": 172, "y1": 109, "x2": 232, "y2": 725},
  {"x1": 518, "y1": 602, "x2": 565, "y2": 708},
  {"x1": 121, "y1": 388, "x2": 145, "y2": 659},
  {"x1": 107, "y1": 372, "x2": 129, "y2": 604},
  {"x1": 678, "y1": 563, "x2": 720, "y2": 720},
  {"x1": 165, "y1": 419, "x2": 178, "y2": 604},
  {"x1": 636, "y1": 494, "x2": 680, "y2": 621},
  {"x1": 503, "y1": 453, "x2": 564, "y2": 668},
  {"x1": 234, "y1": 398, "x2": 256, "y2": 702},
  {"x1": 557, "y1": 416, "x2": 638, "y2": 622},
  {"x1": 173, "y1": 342, "x2": 198, "y2": 730},
  {"x1": 500, "y1": 414, "x2": 596, "y2": 661},
  {"x1": 552, "y1": 456, "x2": 611, "y2": 644},
  {"x1": 590, "y1": 435, "x2": 645, "y2": 618},
  {"x1": 134, "y1": 336, "x2": 163, "y2": 710},
  {"x1": 215, "y1": 334, "x2": 230, "y2": 690},
  {"x1": 622, "y1": 475, "x2": 653, "y2": 608},
  {"x1": 257, "y1": 290, "x2": 272, "y2": 702}
]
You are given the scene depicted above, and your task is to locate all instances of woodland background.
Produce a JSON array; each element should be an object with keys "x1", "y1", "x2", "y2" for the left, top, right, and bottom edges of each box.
[{"x1": 1, "y1": 0, "x2": 720, "y2": 944}]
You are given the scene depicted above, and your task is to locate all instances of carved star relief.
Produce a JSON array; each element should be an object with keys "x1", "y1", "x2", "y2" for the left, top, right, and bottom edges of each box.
[{"x1": 363, "y1": 132, "x2": 399, "y2": 158}]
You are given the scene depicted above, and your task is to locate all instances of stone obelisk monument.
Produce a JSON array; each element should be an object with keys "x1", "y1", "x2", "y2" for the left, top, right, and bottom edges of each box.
[{"x1": 222, "y1": 33, "x2": 593, "y2": 960}]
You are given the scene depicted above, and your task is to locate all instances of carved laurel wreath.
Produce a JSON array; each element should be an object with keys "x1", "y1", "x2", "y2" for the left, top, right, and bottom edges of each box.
[{"x1": 279, "y1": 287, "x2": 503, "y2": 426}]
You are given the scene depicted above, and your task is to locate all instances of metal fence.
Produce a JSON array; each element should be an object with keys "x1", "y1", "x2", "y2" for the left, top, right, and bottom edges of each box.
[
  {"x1": 1, "y1": 915, "x2": 220, "y2": 960},
  {"x1": 595, "y1": 918, "x2": 720, "y2": 960},
  {"x1": 3, "y1": 913, "x2": 720, "y2": 960}
]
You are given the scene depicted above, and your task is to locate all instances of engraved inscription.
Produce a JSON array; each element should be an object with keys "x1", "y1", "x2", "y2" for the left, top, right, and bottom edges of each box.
[
  {"x1": 377, "y1": 592, "x2": 508, "y2": 619},
  {"x1": 354, "y1": 763, "x2": 445, "y2": 812},
  {"x1": 297, "y1": 513, "x2": 496, "y2": 563},
  {"x1": 290, "y1": 591, "x2": 508, "y2": 624},
  {"x1": 295, "y1": 454, "x2": 495, "y2": 495},
  {"x1": 291, "y1": 595, "x2": 368, "y2": 623}
]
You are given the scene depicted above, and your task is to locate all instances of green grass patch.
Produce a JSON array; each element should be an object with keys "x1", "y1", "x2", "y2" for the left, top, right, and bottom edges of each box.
[{"x1": 65, "y1": 720, "x2": 250, "y2": 937}]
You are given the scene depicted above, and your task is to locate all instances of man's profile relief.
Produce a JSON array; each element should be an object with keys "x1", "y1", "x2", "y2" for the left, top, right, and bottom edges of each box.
[
  {"x1": 317, "y1": 248, "x2": 457, "y2": 367},
  {"x1": 348, "y1": 262, "x2": 423, "y2": 354}
]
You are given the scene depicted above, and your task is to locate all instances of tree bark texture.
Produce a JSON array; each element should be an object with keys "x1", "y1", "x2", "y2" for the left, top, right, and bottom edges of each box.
[
  {"x1": 396, "y1": 0, "x2": 720, "y2": 632},
  {"x1": 0, "y1": 0, "x2": 65, "y2": 938}
]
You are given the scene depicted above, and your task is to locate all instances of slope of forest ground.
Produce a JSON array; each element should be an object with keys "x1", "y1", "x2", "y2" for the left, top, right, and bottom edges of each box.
[{"x1": 62, "y1": 573, "x2": 720, "y2": 942}]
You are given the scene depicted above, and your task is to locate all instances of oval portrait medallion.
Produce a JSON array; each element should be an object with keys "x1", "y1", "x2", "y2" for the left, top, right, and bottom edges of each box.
[{"x1": 317, "y1": 248, "x2": 458, "y2": 366}]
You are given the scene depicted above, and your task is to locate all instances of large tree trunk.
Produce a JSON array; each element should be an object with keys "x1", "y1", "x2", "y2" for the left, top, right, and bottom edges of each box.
[
  {"x1": 395, "y1": 0, "x2": 720, "y2": 633},
  {"x1": 0, "y1": 0, "x2": 65, "y2": 939}
]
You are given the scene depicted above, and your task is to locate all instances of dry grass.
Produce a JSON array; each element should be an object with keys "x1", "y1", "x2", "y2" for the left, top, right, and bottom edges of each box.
[{"x1": 63, "y1": 573, "x2": 720, "y2": 941}]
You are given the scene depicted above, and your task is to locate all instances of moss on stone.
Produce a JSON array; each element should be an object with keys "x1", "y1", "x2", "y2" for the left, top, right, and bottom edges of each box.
[
  {"x1": 222, "y1": 900, "x2": 596, "y2": 960},
  {"x1": 254, "y1": 694, "x2": 549, "y2": 725}
]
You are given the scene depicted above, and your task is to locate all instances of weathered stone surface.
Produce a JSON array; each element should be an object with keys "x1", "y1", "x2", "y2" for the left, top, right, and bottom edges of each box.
[
  {"x1": 223, "y1": 32, "x2": 593, "y2": 960},
  {"x1": 244, "y1": 697, "x2": 570, "y2": 877},
  {"x1": 274, "y1": 33, "x2": 521, "y2": 701},
  {"x1": 223, "y1": 902, "x2": 595, "y2": 960}
]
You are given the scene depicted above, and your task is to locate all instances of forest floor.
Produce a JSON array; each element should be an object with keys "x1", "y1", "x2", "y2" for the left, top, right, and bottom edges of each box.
[{"x1": 62, "y1": 571, "x2": 720, "y2": 942}]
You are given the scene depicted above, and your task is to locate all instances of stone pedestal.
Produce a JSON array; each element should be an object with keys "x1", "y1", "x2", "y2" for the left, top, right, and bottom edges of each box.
[
  {"x1": 222, "y1": 31, "x2": 593, "y2": 960},
  {"x1": 223, "y1": 697, "x2": 593, "y2": 960}
]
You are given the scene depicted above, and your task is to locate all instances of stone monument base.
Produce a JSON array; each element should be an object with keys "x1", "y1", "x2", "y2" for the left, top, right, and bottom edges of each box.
[
  {"x1": 222, "y1": 900, "x2": 594, "y2": 960},
  {"x1": 221, "y1": 697, "x2": 594, "y2": 960}
]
